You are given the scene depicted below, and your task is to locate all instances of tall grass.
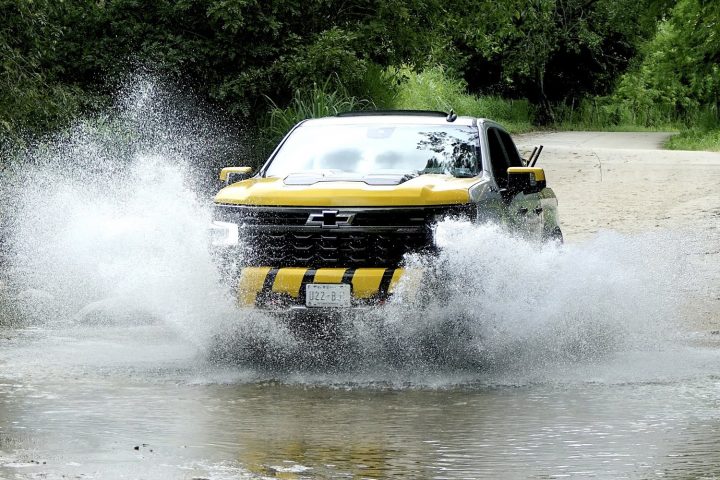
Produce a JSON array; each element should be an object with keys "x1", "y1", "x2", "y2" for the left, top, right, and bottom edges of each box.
[
  {"x1": 261, "y1": 65, "x2": 720, "y2": 152},
  {"x1": 262, "y1": 80, "x2": 374, "y2": 148},
  {"x1": 665, "y1": 107, "x2": 720, "y2": 150},
  {"x1": 261, "y1": 65, "x2": 536, "y2": 145},
  {"x1": 389, "y1": 66, "x2": 534, "y2": 132},
  {"x1": 553, "y1": 97, "x2": 720, "y2": 151},
  {"x1": 554, "y1": 97, "x2": 682, "y2": 131},
  {"x1": 666, "y1": 129, "x2": 720, "y2": 151}
]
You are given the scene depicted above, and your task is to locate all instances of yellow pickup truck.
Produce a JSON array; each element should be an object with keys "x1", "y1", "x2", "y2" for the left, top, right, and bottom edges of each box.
[{"x1": 211, "y1": 111, "x2": 561, "y2": 310}]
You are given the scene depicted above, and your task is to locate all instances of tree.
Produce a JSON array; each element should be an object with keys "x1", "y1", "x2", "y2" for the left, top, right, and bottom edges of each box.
[
  {"x1": 49, "y1": 0, "x2": 447, "y2": 116},
  {"x1": 452, "y1": 0, "x2": 667, "y2": 123},
  {"x1": 0, "y1": 0, "x2": 88, "y2": 140},
  {"x1": 615, "y1": 0, "x2": 720, "y2": 122}
]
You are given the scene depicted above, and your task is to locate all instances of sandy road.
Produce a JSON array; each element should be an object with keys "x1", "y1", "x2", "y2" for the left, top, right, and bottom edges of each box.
[
  {"x1": 516, "y1": 131, "x2": 720, "y2": 332},
  {"x1": 515, "y1": 131, "x2": 720, "y2": 240}
]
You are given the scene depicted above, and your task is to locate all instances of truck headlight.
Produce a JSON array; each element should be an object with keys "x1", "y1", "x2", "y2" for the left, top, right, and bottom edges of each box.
[{"x1": 209, "y1": 221, "x2": 239, "y2": 247}]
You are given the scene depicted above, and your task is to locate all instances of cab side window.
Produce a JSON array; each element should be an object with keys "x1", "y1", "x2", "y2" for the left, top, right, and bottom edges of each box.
[
  {"x1": 487, "y1": 127, "x2": 510, "y2": 189},
  {"x1": 498, "y1": 130, "x2": 522, "y2": 168}
]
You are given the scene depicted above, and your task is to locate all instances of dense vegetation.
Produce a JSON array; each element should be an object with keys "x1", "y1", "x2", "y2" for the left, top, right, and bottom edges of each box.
[{"x1": 1, "y1": 0, "x2": 718, "y2": 154}]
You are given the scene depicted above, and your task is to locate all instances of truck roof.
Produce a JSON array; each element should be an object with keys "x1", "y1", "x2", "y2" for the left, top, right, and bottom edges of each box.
[{"x1": 300, "y1": 111, "x2": 485, "y2": 128}]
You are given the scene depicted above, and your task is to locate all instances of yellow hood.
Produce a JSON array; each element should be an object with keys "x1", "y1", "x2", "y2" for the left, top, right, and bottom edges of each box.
[{"x1": 214, "y1": 175, "x2": 479, "y2": 207}]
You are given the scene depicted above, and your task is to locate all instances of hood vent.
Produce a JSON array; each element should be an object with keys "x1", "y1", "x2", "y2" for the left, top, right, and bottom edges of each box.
[{"x1": 283, "y1": 172, "x2": 418, "y2": 186}]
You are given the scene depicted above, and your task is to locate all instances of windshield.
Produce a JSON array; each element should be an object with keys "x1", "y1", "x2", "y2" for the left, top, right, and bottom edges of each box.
[{"x1": 264, "y1": 123, "x2": 481, "y2": 178}]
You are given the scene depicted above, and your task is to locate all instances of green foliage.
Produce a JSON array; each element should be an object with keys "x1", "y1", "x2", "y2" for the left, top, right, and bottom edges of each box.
[
  {"x1": 550, "y1": 0, "x2": 720, "y2": 134},
  {"x1": 282, "y1": 28, "x2": 368, "y2": 92},
  {"x1": 452, "y1": 0, "x2": 670, "y2": 122},
  {"x1": 262, "y1": 80, "x2": 375, "y2": 149},
  {"x1": 390, "y1": 67, "x2": 534, "y2": 132},
  {"x1": 0, "y1": 0, "x2": 450, "y2": 146},
  {"x1": 665, "y1": 108, "x2": 720, "y2": 151},
  {"x1": 2, "y1": 0, "x2": 719, "y2": 151},
  {"x1": 57, "y1": 0, "x2": 448, "y2": 117},
  {"x1": 614, "y1": 0, "x2": 720, "y2": 127},
  {"x1": 553, "y1": 96, "x2": 680, "y2": 130},
  {"x1": 259, "y1": 64, "x2": 399, "y2": 150},
  {"x1": 666, "y1": 128, "x2": 720, "y2": 152},
  {"x1": 261, "y1": 66, "x2": 535, "y2": 148},
  {"x1": 355, "y1": 64, "x2": 400, "y2": 110},
  {"x1": 261, "y1": 65, "x2": 539, "y2": 156},
  {"x1": 0, "y1": 0, "x2": 96, "y2": 143}
]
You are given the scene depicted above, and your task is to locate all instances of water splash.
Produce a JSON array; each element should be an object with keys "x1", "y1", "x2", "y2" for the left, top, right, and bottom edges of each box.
[
  {"x1": 356, "y1": 221, "x2": 687, "y2": 375},
  {"x1": 0, "y1": 79, "x2": 696, "y2": 385},
  {"x1": 1, "y1": 77, "x2": 241, "y2": 345},
  {"x1": 207, "y1": 221, "x2": 689, "y2": 381}
]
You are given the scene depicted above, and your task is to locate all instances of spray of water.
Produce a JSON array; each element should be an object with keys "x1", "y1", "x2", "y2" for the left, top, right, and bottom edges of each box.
[
  {"x1": 356, "y1": 221, "x2": 686, "y2": 374},
  {"x1": 1, "y1": 77, "x2": 241, "y2": 345},
  {"x1": 0, "y1": 78, "x2": 695, "y2": 384}
]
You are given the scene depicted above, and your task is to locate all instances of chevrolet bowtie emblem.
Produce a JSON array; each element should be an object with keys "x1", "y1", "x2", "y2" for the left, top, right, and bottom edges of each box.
[{"x1": 306, "y1": 210, "x2": 356, "y2": 228}]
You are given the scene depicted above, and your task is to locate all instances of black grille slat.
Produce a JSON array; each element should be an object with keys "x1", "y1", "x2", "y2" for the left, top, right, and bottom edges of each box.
[{"x1": 240, "y1": 230, "x2": 430, "y2": 267}]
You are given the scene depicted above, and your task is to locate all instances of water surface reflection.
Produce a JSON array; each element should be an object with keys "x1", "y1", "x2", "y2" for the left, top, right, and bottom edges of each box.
[{"x1": 1, "y1": 327, "x2": 720, "y2": 479}]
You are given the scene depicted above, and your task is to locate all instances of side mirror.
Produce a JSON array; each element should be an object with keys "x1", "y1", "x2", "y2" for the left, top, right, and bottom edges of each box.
[
  {"x1": 507, "y1": 167, "x2": 546, "y2": 195},
  {"x1": 219, "y1": 166, "x2": 253, "y2": 185}
]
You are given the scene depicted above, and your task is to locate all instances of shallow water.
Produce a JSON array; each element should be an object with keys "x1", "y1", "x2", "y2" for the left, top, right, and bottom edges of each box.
[{"x1": 2, "y1": 325, "x2": 720, "y2": 479}]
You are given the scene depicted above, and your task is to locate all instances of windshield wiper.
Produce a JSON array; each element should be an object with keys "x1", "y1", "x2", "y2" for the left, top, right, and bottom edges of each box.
[
  {"x1": 417, "y1": 168, "x2": 476, "y2": 178},
  {"x1": 399, "y1": 171, "x2": 421, "y2": 182}
]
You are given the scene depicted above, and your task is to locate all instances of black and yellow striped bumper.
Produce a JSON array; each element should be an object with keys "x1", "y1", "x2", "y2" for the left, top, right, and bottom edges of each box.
[{"x1": 237, "y1": 267, "x2": 407, "y2": 308}]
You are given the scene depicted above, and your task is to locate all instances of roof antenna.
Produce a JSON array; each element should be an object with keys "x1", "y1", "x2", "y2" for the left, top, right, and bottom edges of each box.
[{"x1": 446, "y1": 109, "x2": 457, "y2": 122}]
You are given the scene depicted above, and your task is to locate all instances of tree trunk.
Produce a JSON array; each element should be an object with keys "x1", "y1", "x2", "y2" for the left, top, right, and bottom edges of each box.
[{"x1": 534, "y1": 68, "x2": 555, "y2": 125}]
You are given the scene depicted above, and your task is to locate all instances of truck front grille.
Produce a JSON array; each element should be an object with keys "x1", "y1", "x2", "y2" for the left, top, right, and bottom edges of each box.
[
  {"x1": 240, "y1": 229, "x2": 431, "y2": 268},
  {"x1": 214, "y1": 205, "x2": 476, "y2": 268}
]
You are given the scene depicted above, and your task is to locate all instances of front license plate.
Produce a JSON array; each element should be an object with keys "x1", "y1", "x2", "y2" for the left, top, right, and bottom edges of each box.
[{"x1": 306, "y1": 284, "x2": 351, "y2": 308}]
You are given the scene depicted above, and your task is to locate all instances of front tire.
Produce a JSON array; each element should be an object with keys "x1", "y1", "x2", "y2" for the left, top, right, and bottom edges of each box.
[{"x1": 544, "y1": 227, "x2": 563, "y2": 244}]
